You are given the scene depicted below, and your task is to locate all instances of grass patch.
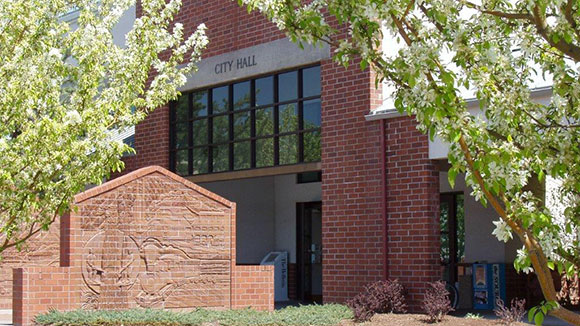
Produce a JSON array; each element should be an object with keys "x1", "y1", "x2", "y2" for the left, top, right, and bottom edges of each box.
[{"x1": 35, "y1": 304, "x2": 353, "y2": 326}]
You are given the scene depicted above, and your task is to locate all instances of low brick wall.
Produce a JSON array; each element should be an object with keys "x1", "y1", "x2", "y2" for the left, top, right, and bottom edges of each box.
[
  {"x1": 13, "y1": 267, "x2": 80, "y2": 326},
  {"x1": 232, "y1": 265, "x2": 274, "y2": 311},
  {"x1": 12, "y1": 166, "x2": 274, "y2": 326},
  {"x1": 0, "y1": 224, "x2": 60, "y2": 310}
]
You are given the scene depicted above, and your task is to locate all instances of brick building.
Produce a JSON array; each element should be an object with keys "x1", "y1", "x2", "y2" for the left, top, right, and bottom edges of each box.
[
  {"x1": 0, "y1": 1, "x2": 541, "y2": 319},
  {"x1": 121, "y1": 0, "x2": 533, "y2": 309}
]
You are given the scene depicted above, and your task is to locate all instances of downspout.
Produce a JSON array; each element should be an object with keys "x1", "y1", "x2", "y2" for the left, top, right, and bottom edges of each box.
[
  {"x1": 380, "y1": 118, "x2": 389, "y2": 280},
  {"x1": 367, "y1": 107, "x2": 401, "y2": 280}
]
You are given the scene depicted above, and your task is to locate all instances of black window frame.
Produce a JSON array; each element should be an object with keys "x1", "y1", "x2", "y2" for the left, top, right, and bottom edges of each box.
[{"x1": 169, "y1": 64, "x2": 321, "y2": 176}]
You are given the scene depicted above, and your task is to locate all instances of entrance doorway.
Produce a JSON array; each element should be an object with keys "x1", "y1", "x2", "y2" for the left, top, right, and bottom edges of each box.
[
  {"x1": 440, "y1": 192, "x2": 465, "y2": 285},
  {"x1": 296, "y1": 202, "x2": 322, "y2": 303}
]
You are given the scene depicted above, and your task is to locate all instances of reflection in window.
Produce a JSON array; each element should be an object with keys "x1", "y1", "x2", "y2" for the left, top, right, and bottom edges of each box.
[
  {"x1": 279, "y1": 103, "x2": 298, "y2": 133},
  {"x1": 304, "y1": 99, "x2": 321, "y2": 128},
  {"x1": 304, "y1": 131, "x2": 321, "y2": 162},
  {"x1": 278, "y1": 71, "x2": 298, "y2": 102},
  {"x1": 170, "y1": 65, "x2": 321, "y2": 176},
  {"x1": 234, "y1": 81, "x2": 251, "y2": 111},
  {"x1": 212, "y1": 86, "x2": 229, "y2": 114},
  {"x1": 256, "y1": 76, "x2": 273, "y2": 106}
]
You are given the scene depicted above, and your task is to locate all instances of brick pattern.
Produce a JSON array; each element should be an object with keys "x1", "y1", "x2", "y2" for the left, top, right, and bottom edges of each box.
[
  {"x1": 0, "y1": 223, "x2": 60, "y2": 309},
  {"x1": 123, "y1": 0, "x2": 286, "y2": 175},
  {"x1": 385, "y1": 116, "x2": 440, "y2": 309},
  {"x1": 72, "y1": 170, "x2": 233, "y2": 310},
  {"x1": 13, "y1": 267, "x2": 81, "y2": 326},
  {"x1": 320, "y1": 56, "x2": 385, "y2": 303},
  {"x1": 232, "y1": 265, "x2": 274, "y2": 311},
  {"x1": 123, "y1": 0, "x2": 443, "y2": 310},
  {"x1": 12, "y1": 166, "x2": 273, "y2": 326}
]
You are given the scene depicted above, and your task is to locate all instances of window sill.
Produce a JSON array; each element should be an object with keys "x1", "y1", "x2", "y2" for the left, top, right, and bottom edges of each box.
[{"x1": 185, "y1": 162, "x2": 321, "y2": 183}]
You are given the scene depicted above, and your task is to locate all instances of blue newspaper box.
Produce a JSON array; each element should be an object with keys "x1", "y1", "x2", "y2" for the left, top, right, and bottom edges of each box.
[{"x1": 472, "y1": 263, "x2": 506, "y2": 309}]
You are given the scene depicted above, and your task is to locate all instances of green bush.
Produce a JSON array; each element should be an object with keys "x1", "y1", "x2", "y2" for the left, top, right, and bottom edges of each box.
[{"x1": 35, "y1": 304, "x2": 353, "y2": 326}]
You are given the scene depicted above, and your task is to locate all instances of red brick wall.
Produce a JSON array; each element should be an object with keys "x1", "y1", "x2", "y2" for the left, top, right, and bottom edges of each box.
[
  {"x1": 385, "y1": 116, "x2": 440, "y2": 309},
  {"x1": 124, "y1": 0, "x2": 287, "y2": 174},
  {"x1": 124, "y1": 0, "x2": 443, "y2": 309},
  {"x1": 13, "y1": 267, "x2": 81, "y2": 326},
  {"x1": 320, "y1": 58, "x2": 385, "y2": 303},
  {"x1": 12, "y1": 166, "x2": 273, "y2": 326},
  {"x1": 232, "y1": 265, "x2": 274, "y2": 311},
  {"x1": 0, "y1": 224, "x2": 60, "y2": 309}
]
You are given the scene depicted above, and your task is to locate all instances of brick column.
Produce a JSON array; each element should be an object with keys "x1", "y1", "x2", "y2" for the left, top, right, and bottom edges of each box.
[
  {"x1": 321, "y1": 59, "x2": 384, "y2": 303},
  {"x1": 123, "y1": 105, "x2": 171, "y2": 173},
  {"x1": 385, "y1": 116, "x2": 440, "y2": 310},
  {"x1": 12, "y1": 267, "x2": 81, "y2": 326}
]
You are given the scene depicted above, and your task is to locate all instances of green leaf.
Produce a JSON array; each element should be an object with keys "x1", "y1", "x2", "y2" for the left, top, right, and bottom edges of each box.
[
  {"x1": 441, "y1": 71, "x2": 454, "y2": 85},
  {"x1": 528, "y1": 307, "x2": 538, "y2": 323},
  {"x1": 448, "y1": 167, "x2": 458, "y2": 188},
  {"x1": 360, "y1": 59, "x2": 368, "y2": 70},
  {"x1": 534, "y1": 312, "x2": 544, "y2": 326},
  {"x1": 429, "y1": 125, "x2": 437, "y2": 141}
]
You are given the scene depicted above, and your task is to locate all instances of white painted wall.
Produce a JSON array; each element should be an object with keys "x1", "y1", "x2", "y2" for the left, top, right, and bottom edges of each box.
[
  {"x1": 112, "y1": 5, "x2": 136, "y2": 47},
  {"x1": 200, "y1": 176, "x2": 276, "y2": 264},
  {"x1": 200, "y1": 174, "x2": 322, "y2": 264},
  {"x1": 440, "y1": 172, "x2": 520, "y2": 263},
  {"x1": 429, "y1": 88, "x2": 552, "y2": 160}
]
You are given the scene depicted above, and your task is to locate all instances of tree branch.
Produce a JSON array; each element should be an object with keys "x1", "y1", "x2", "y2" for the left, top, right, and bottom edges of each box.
[
  {"x1": 532, "y1": 4, "x2": 580, "y2": 62},
  {"x1": 462, "y1": 1, "x2": 533, "y2": 20},
  {"x1": 562, "y1": 0, "x2": 580, "y2": 41}
]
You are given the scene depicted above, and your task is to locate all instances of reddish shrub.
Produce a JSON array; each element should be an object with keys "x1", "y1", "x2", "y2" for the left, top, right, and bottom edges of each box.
[
  {"x1": 423, "y1": 281, "x2": 453, "y2": 323},
  {"x1": 346, "y1": 279, "x2": 408, "y2": 322},
  {"x1": 494, "y1": 298, "x2": 526, "y2": 325}
]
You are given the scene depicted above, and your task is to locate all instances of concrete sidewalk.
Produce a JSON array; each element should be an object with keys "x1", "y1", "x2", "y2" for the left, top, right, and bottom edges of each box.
[
  {"x1": 0, "y1": 309, "x2": 11, "y2": 326},
  {"x1": 453, "y1": 309, "x2": 573, "y2": 326}
]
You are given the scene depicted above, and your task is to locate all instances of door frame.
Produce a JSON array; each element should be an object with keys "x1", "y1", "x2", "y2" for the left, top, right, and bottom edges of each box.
[{"x1": 296, "y1": 201, "x2": 322, "y2": 302}]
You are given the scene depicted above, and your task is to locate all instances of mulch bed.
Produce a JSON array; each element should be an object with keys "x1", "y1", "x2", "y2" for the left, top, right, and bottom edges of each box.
[{"x1": 340, "y1": 313, "x2": 526, "y2": 326}]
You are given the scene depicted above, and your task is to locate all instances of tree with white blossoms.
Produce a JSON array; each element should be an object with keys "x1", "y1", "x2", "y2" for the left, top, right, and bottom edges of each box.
[
  {"x1": 0, "y1": 0, "x2": 207, "y2": 253},
  {"x1": 238, "y1": 0, "x2": 580, "y2": 324}
]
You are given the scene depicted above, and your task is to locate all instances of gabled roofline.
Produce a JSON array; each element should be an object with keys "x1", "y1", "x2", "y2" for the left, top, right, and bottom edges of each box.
[{"x1": 73, "y1": 165, "x2": 234, "y2": 208}]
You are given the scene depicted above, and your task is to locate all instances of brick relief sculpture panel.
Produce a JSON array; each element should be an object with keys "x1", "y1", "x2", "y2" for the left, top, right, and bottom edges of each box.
[
  {"x1": 75, "y1": 171, "x2": 232, "y2": 310},
  {"x1": 12, "y1": 166, "x2": 273, "y2": 326}
]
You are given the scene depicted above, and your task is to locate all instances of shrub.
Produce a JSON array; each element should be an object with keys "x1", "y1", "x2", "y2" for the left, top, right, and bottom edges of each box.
[
  {"x1": 423, "y1": 281, "x2": 453, "y2": 323},
  {"x1": 346, "y1": 279, "x2": 407, "y2": 322},
  {"x1": 494, "y1": 298, "x2": 526, "y2": 325}
]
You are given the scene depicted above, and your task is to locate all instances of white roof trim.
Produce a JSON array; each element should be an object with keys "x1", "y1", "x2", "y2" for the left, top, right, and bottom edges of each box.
[{"x1": 366, "y1": 86, "x2": 553, "y2": 121}]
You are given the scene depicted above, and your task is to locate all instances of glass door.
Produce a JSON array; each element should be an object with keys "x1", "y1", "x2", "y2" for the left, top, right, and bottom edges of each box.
[
  {"x1": 297, "y1": 202, "x2": 322, "y2": 303},
  {"x1": 440, "y1": 193, "x2": 465, "y2": 284}
]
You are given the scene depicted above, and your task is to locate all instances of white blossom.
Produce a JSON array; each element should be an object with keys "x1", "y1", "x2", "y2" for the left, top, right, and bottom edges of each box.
[
  {"x1": 491, "y1": 219, "x2": 513, "y2": 243},
  {"x1": 64, "y1": 110, "x2": 82, "y2": 125}
]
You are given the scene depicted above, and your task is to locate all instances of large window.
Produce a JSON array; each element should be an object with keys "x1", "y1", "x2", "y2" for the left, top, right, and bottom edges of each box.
[{"x1": 170, "y1": 65, "x2": 321, "y2": 176}]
